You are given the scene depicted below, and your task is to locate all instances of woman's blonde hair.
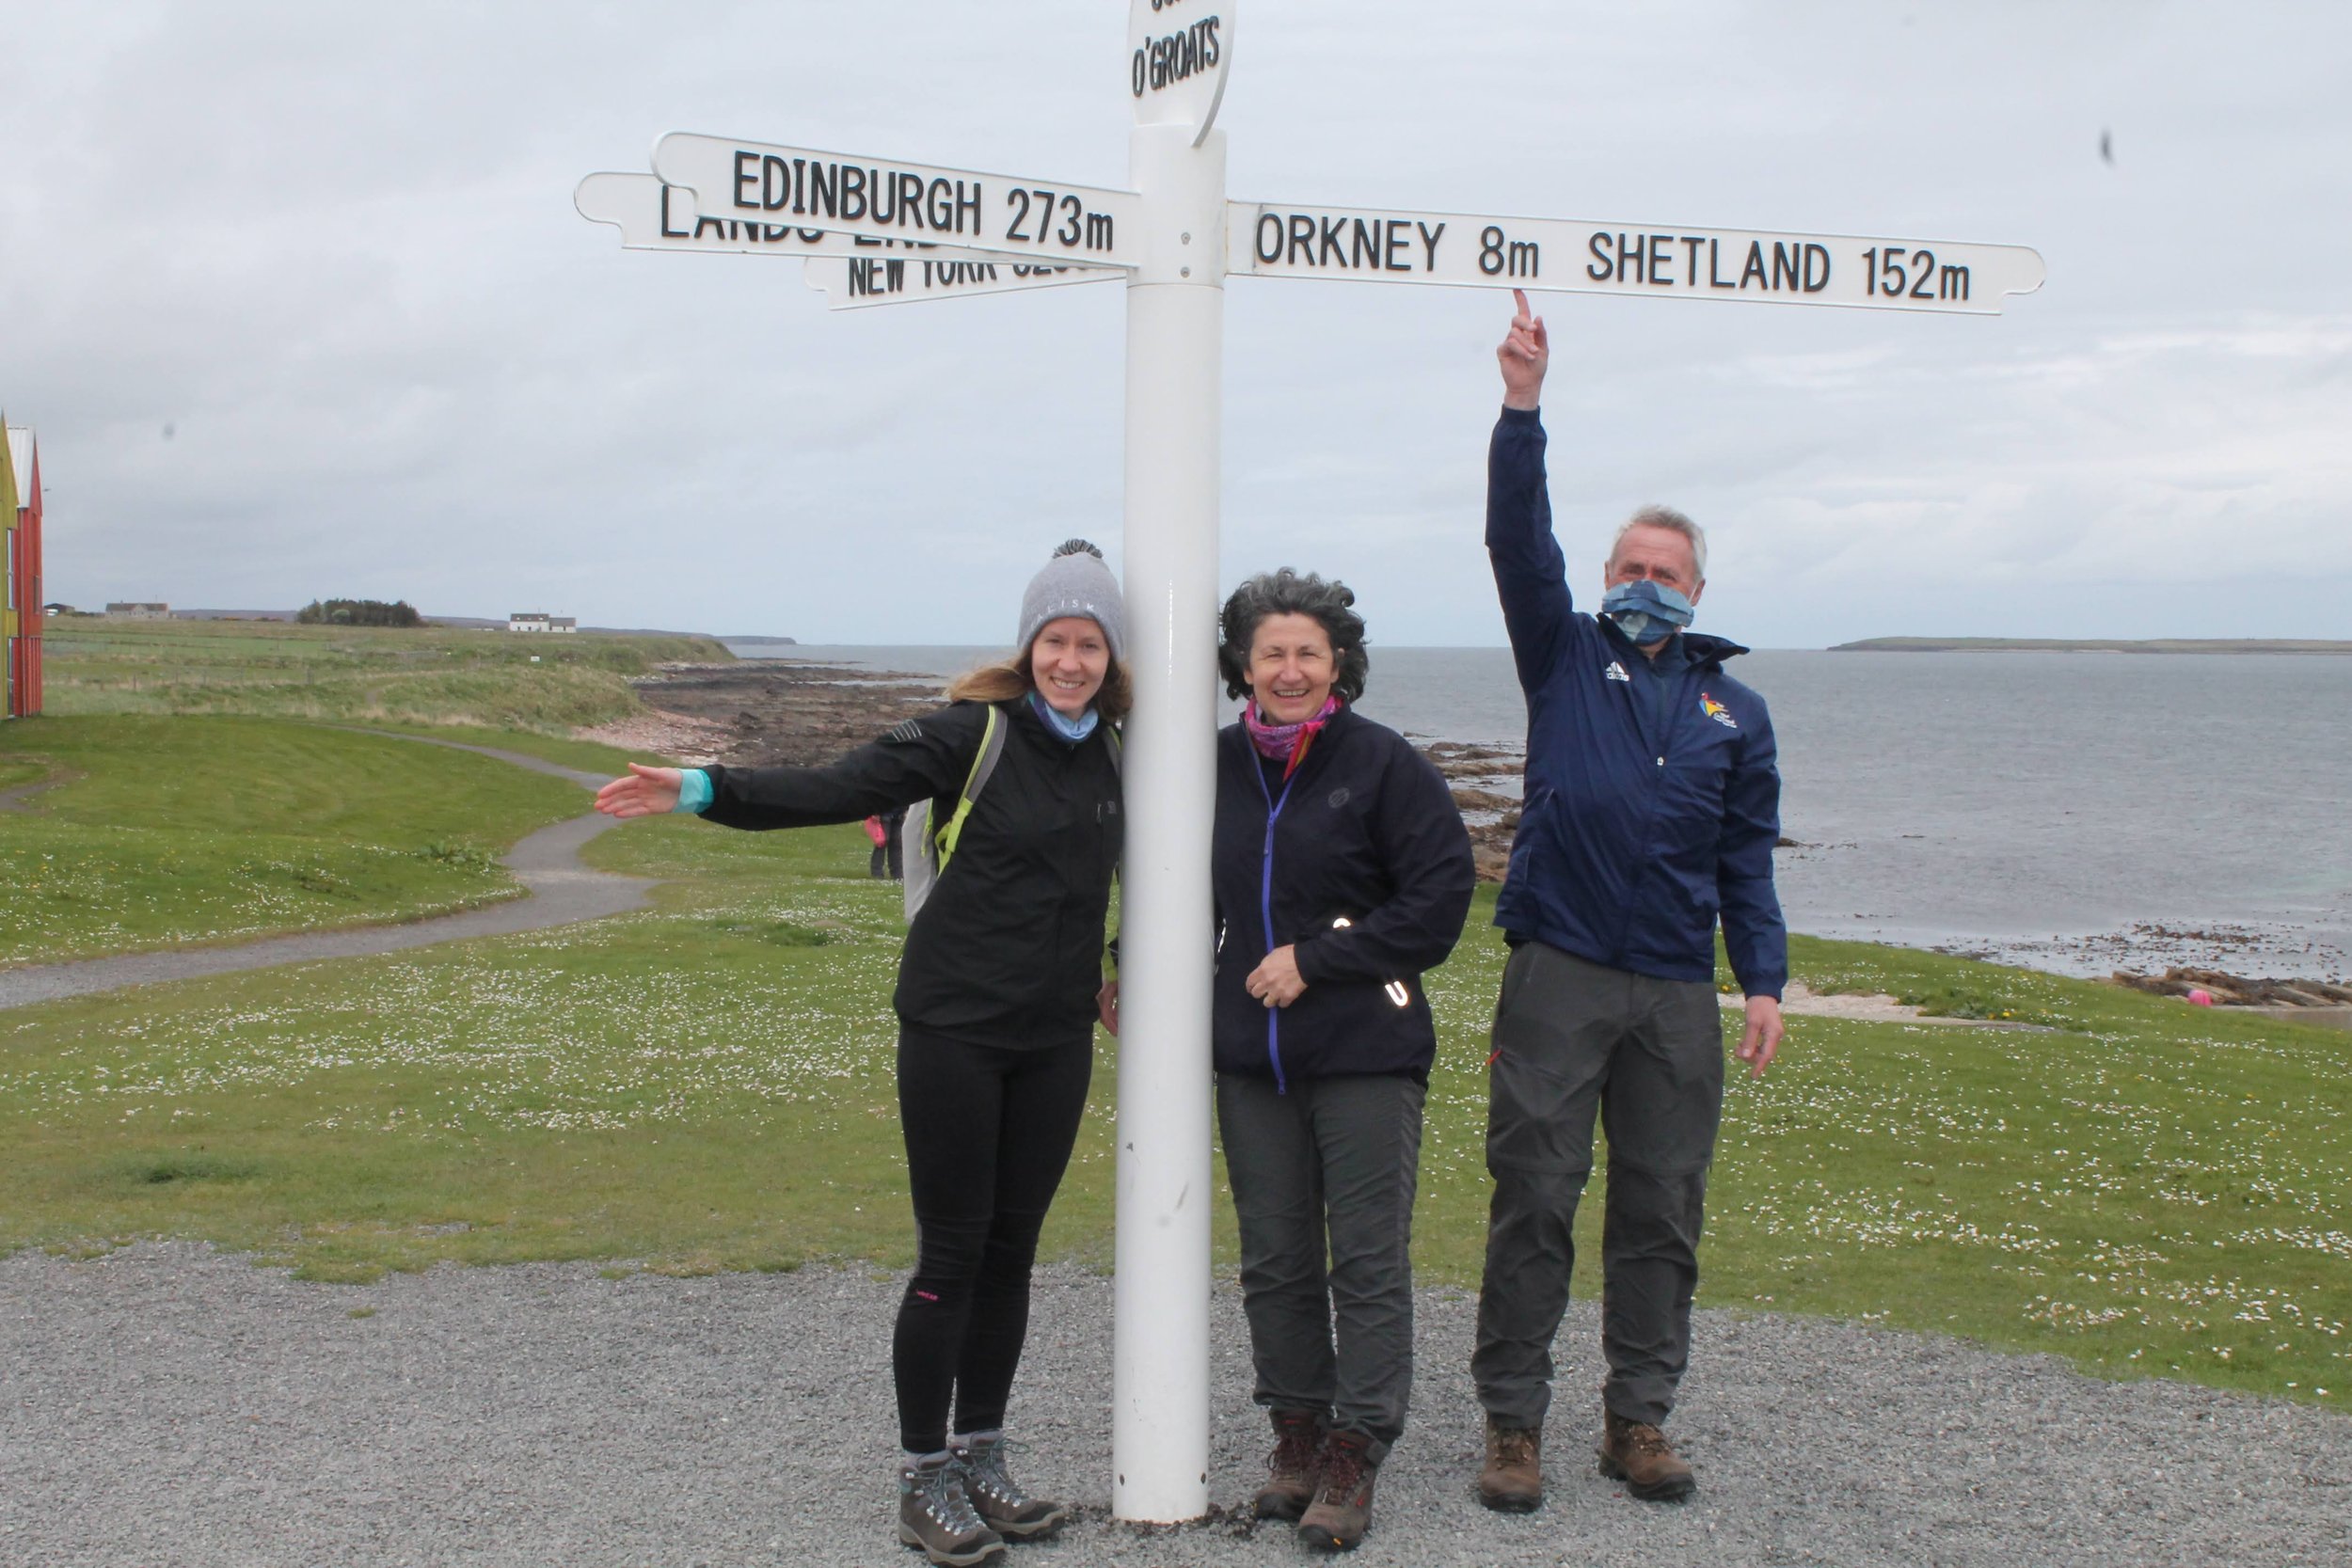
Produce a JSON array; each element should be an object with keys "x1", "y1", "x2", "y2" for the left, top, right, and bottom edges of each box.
[{"x1": 948, "y1": 647, "x2": 1133, "y2": 721}]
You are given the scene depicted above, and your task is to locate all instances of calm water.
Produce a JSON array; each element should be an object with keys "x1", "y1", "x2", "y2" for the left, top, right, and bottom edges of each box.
[{"x1": 728, "y1": 641, "x2": 2352, "y2": 981}]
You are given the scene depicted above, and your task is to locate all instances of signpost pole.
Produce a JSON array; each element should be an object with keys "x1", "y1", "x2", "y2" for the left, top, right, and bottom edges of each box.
[{"x1": 1110, "y1": 119, "x2": 1226, "y2": 1524}]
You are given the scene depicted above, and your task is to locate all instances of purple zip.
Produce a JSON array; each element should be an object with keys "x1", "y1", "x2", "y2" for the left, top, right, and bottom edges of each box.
[{"x1": 1251, "y1": 756, "x2": 1301, "y2": 1093}]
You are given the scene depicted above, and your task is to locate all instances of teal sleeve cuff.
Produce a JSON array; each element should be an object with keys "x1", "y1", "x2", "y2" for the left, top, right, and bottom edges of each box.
[{"x1": 675, "y1": 768, "x2": 713, "y2": 815}]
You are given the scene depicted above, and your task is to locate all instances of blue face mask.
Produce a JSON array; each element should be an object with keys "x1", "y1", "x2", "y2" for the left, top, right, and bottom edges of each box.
[
  {"x1": 1029, "y1": 691, "x2": 1099, "y2": 741},
  {"x1": 1599, "y1": 578, "x2": 1695, "y2": 646}
]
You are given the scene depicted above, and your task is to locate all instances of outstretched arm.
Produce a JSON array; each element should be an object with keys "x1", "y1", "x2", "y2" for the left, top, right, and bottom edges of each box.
[
  {"x1": 701, "y1": 705, "x2": 991, "y2": 832},
  {"x1": 1488, "y1": 289, "x2": 1574, "y2": 689}
]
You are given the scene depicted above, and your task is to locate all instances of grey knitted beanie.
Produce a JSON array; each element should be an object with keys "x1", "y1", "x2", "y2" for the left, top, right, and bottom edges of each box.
[{"x1": 1017, "y1": 539, "x2": 1125, "y2": 661}]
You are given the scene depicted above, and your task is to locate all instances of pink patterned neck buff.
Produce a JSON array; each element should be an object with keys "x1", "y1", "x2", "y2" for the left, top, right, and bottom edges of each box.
[{"x1": 1244, "y1": 694, "x2": 1342, "y2": 777}]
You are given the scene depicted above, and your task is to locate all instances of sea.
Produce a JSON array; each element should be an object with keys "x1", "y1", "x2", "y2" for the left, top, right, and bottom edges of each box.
[{"x1": 724, "y1": 641, "x2": 2352, "y2": 983}]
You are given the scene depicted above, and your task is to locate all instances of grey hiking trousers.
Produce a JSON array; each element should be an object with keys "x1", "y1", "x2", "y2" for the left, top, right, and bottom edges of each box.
[
  {"x1": 1216, "y1": 1069, "x2": 1425, "y2": 1447},
  {"x1": 1472, "y1": 942, "x2": 1724, "y2": 1430}
]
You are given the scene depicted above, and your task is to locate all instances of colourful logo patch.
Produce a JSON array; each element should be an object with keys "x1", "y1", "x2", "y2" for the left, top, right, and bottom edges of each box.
[{"x1": 1700, "y1": 691, "x2": 1738, "y2": 729}]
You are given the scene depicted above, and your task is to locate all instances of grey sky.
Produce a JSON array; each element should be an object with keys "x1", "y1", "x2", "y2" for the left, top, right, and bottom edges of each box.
[{"x1": 4, "y1": 2, "x2": 2345, "y2": 646}]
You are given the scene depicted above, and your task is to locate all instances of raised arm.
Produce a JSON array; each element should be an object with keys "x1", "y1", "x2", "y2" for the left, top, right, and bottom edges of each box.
[{"x1": 1487, "y1": 289, "x2": 1575, "y2": 690}]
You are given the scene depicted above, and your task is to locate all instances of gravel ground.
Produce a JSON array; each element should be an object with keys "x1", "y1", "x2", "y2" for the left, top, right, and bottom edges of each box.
[
  {"x1": 3, "y1": 1244, "x2": 2344, "y2": 1567},
  {"x1": 0, "y1": 738, "x2": 652, "y2": 1012}
]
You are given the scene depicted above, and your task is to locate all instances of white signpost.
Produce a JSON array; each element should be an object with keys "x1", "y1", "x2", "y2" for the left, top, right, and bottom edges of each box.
[
  {"x1": 1226, "y1": 201, "x2": 2045, "y2": 313},
  {"x1": 802, "y1": 253, "x2": 1117, "y2": 311},
  {"x1": 576, "y1": 170, "x2": 1117, "y2": 308},
  {"x1": 577, "y1": 0, "x2": 2039, "y2": 1525},
  {"x1": 649, "y1": 135, "x2": 1145, "y2": 267},
  {"x1": 577, "y1": 170, "x2": 1025, "y2": 265}
]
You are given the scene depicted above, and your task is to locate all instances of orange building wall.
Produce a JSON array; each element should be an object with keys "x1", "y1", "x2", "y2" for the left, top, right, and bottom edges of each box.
[{"x1": 3, "y1": 430, "x2": 40, "y2": 718}]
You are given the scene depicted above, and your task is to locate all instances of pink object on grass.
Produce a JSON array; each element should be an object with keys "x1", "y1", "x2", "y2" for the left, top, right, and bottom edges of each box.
[{"x1": 2186, "y1": 989, "x2": 2215, "y2": 1006}]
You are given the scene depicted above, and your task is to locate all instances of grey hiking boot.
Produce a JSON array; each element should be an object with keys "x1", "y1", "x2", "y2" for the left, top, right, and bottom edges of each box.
[
  {"x1": 1296, "y1": 1430, "x2": 1386, "y2": 1552},
  {"x1": 950, "y1": 1430, "x2": 1071, "y2": 1539},
  {"x1": 1253, "y1": 1408, "x2": 1328, "y2": 1521},
  {"x1": 898, "y1": 1450, "x2": 1006, "y2": 1566}
]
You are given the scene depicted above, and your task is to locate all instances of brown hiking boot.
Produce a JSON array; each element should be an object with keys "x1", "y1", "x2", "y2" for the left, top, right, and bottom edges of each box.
[
  {"x1": 1252, "y1": 1408, "x2": 1327, "y2": 1521},
  {"x1": 1296, "y1": 1430, "x2": 1384, "y2": 1551},
  {"x1": 1477, "y1": 1417, "x2": 1543, "y2": 1513},
  {"x1": 1596, "y1": 1409, "x2": 1695, "y2": 1502}
]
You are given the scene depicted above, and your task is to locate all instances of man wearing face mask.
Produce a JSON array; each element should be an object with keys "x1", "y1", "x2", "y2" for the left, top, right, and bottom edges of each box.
[{"x1": 1470, "y1": 291, "x2": 1787, "y2": 1512}]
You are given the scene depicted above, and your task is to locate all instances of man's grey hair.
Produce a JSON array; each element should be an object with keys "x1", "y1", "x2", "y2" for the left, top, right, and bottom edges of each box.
[{"x1": 1612, "y1": 505, "x2": 1708, "y2": 582}]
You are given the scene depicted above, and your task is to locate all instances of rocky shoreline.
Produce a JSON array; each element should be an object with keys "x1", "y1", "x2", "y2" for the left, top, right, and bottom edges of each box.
[
  {"x1": 580, "y1": 661, "x2": 941, "y2": 769},
  {"x1": 586, "y1": 663, "x2": 2350, "y2": 1011}
]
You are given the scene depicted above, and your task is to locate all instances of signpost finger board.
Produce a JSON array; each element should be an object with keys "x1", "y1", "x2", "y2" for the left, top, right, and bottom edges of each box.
[
  {"x1": 576, "y1": 170, "x2": 1048, "y2": 268},
  {"x1": 1130, "y1": 0, "x2": 1234, "y2": 147},
  {"x1": 1229, "y1": 200, "x2": 2046, "y2": 314},
  {"x1": 651, "y1": 134, "x2": 1143, "y2": 269},
  {"x1": 803, "y1": 254, "x2": 1116, "y2": 310}
]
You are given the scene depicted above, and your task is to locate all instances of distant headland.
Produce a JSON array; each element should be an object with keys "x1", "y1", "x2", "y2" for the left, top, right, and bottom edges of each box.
[{"x1": 1830, "y1": 637, "x2": 2352, "y2": 655}]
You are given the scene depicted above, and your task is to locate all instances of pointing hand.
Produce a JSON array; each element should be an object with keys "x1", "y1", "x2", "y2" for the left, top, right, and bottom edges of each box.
[{"x1": 1497, "y1": 287, "x2": 1549, "y2": 410}]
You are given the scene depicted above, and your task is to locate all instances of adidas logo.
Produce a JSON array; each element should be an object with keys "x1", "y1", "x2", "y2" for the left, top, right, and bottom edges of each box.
[{"x1": 1604, "y1": 660, "x2": 1630, "y2": 683}]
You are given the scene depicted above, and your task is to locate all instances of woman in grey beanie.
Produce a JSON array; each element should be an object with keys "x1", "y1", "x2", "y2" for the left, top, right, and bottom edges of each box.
[{"x1": 594, "y1": 540, "x2": 1127, "y2": 1566}]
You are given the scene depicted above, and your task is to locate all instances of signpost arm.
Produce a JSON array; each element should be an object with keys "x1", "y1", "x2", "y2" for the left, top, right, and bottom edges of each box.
[{"x1": 1112, "y1": 119, "x2": 1226, "y2": 1526}]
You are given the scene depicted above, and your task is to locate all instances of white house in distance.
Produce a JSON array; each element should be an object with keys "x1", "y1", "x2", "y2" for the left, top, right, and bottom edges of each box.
[{"x1": 507, "y1": 612, "x2": 578, "y2": 633}]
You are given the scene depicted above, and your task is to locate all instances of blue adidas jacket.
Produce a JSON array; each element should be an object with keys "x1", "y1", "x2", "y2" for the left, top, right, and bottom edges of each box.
[{"x1": 1487, "y1": 406, "x2": 1788, "y2": 999}]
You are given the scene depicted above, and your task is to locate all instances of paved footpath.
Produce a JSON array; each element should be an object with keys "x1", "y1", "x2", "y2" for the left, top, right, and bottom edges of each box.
[
  {"x1": 0, "y1": 735, "x2": 652, "y2": 1011},
  {"x1": 0, "y1": 1244, "x2": 2345, "y2": 1568}
]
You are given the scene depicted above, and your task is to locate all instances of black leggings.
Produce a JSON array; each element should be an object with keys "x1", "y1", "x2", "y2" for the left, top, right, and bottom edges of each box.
[{"x1": 893, "y1": 1025, "x2": 1094, "y2": 1454}]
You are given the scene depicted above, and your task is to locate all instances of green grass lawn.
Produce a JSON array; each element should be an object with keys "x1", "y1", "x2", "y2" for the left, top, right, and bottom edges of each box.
[
  {"x1": 3, "y1": 790, "x2": 2344, "y2": 1409},
  {"x1": 40, "y1": 617, "x2": 729, "y2": 733},
  {"x1": 7, "y1": 612, "x2": 714, "y2": 966},
  {"x1": 0, "y1": 716, "x2": 599, "y2": 965}
]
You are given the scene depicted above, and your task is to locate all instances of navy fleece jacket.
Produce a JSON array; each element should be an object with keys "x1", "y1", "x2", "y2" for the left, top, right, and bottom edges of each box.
[{"x1": 1487, "y1": 406, "x2": 1788, "y2": 999}]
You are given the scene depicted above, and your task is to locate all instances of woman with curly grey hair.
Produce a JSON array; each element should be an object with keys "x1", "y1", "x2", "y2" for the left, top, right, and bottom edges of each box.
[{"x1": 1209, "y1": 567, "x2": 1475, "y2": 1551}]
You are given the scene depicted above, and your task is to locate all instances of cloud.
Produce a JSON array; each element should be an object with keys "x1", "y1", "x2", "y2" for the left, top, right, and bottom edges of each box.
[{"x1": 3, "y1": 2, "x2": 2347, "y2": 643}]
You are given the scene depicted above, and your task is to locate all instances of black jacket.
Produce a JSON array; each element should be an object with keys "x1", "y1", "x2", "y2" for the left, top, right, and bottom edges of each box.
[
  {"x1": 1212, "y1": 706, "x2": 1476, "y2": 1085},
  {"x1": 702, "y1": 699, "x2": 1122, "y2": 1046}
]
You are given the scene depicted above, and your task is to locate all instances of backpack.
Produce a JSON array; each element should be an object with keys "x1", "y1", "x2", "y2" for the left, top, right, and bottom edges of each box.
[{"x1": 899, "y1": 705, "x2": 1120, "y2": 920}]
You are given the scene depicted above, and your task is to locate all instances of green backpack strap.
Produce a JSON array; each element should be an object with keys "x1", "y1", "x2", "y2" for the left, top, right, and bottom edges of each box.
[
  {"x1": 1101, "y1": 723, "x2": 1123, "y2": 971},
  {"x1": 931, "y1": 703, "x2": 1008, "y2": 869}
]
